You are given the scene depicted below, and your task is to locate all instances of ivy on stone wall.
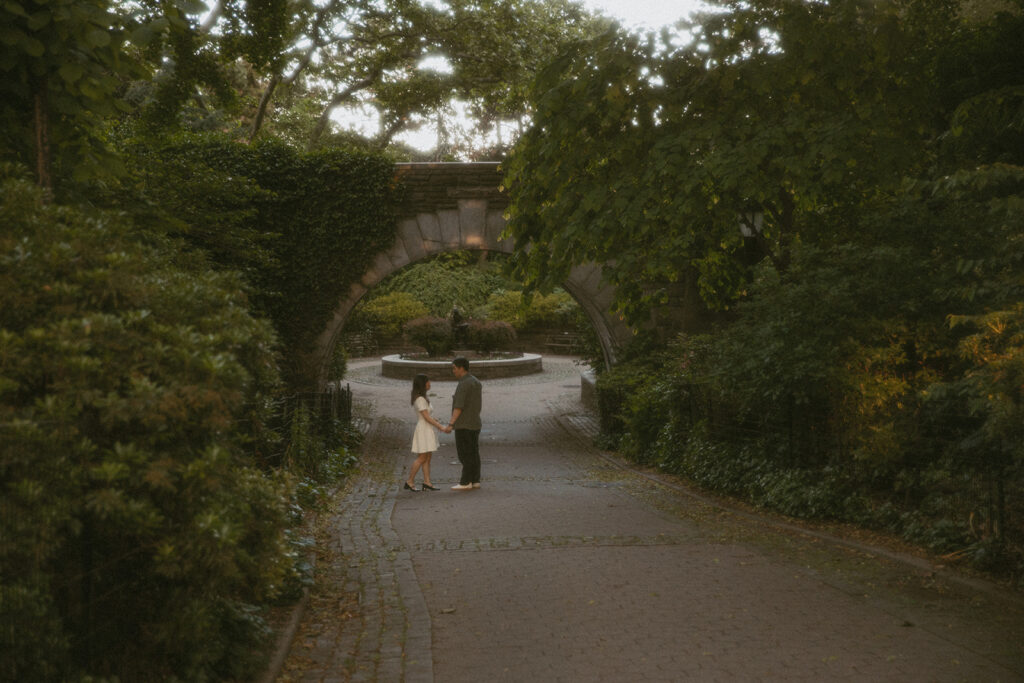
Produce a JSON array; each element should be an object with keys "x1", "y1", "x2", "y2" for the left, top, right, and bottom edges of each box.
[{"x1": 114, "y1": 134, "x2": 400, "y2": 388}]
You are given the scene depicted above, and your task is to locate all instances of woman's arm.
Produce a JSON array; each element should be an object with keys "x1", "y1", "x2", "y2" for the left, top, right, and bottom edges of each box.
[{"x1": 419, "y1": 409, "x2": 446, "y2": 430}]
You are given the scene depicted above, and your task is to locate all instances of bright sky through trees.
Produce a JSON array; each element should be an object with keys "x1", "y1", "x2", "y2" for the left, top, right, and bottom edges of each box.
[
  {"x1": 382, "y1": 0, "x2": 711, "y2": 153},
  {"x1": 581, "y1": 0, "x2": 710, "y2": 30}
]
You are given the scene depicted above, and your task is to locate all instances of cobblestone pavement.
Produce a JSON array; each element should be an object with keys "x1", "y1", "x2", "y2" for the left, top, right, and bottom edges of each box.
[{"x1": 278, "y1": 357, "x2": 1024, "y2": 682}]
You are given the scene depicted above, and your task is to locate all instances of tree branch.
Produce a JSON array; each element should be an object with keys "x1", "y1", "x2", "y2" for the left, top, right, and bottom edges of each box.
[
  {"x1": 199, "y1": 0, "x2": 226, "y2": 34},
  {"x1": 248, "y1": 74, "x2": 280, "y2": 142},
  {"x1": 33, "y1": 78, "x2": 51, "y2": 193},
  {"x1": 306, "y1": 71, "x2": 382, "y2": 150}
]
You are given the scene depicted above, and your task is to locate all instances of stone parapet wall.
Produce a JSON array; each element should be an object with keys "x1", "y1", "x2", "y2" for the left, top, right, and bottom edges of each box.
[
  {"x1": 393, "y1": 162, "x2": 508, "y2": 217},
  {"x1": 304, "y1": 162, "x2": 635, "y2": 390}
]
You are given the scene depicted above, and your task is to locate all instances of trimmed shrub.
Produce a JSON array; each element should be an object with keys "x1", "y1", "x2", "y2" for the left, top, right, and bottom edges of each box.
[
  {"x1": 353, "y1": 291, "x2": 429, "y2": 339},
  {"x1": 465, "y1": 319, "x2": 517, "y2": 354},
  {"x1": 482, "y1": 288, "x2": 579, "y2": 330},
  {"x1": 403, "y1": 316, "x2": 453, "y2": 357}
]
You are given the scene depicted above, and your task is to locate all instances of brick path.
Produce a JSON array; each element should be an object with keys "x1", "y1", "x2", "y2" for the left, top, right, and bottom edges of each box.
[{"x1": 277, "y1": 358, "x2": 1024, "y2": 682}]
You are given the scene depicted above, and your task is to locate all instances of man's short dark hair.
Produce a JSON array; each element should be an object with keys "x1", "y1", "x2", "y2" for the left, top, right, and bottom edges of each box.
[{"x1": 452, "y1": 356, "x2": 470, "y2": 370}]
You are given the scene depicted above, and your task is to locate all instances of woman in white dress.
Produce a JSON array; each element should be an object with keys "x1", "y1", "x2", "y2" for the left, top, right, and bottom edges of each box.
[{"x1": 406, "y1": 374, "x2": 449, "y2": 491}]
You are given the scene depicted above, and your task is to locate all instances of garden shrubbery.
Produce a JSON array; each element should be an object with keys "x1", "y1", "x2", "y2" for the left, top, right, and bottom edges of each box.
[
  {"x1": 595, "y1": 240, "x2": 1024, "y2": 579},
  {"x1": 352, "y1": 292, "x2": 430, "y2": 339},
  {"x1": 0, "y1": 175, "x2": 295, "y2": 680},
  {"x1": 375, "y1": 251, "x2": 507, "y2": 317},
  {"x1": 482, "y1": 289, "x2": 579, "y2": 330},
  {"x1": 342, "y1": 253, "x2": 599, "y2": 358},
  {"x1": 465, "y1": 319, "x2": 516, "y2": 354},
  {"x1": 403, "y1": 316, "x2": 454, "y2": 357}
]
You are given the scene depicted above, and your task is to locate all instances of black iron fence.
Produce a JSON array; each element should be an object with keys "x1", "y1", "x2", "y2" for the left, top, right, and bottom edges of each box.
[{"x1": 597, "y1": 378, "x2": 1022, "y2": 562}]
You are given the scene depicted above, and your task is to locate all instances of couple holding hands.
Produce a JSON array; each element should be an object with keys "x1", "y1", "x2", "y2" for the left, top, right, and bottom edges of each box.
[{"x1": 404, "y1": 357, "x2": 482, "y2": 492}]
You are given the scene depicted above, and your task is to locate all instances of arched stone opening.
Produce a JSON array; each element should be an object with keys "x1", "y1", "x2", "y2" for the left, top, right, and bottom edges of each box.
[{"x1": 304, "y1": 163, "x2": 633, "y2": 389}]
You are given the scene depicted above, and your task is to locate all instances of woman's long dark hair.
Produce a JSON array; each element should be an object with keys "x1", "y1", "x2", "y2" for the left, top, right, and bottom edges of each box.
[{"x1": 411, "y1": 373, "x2": 429, "y2": 405}]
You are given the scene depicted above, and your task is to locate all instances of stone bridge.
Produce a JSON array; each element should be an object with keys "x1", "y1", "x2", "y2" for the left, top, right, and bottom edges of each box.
[{"x1": 307, "y1": 162, "x2": 634, "y2": 388}]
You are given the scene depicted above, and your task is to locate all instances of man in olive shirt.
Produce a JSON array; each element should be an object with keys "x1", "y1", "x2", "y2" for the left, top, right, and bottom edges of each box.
[{"x1": 448, "y1": 356, "x2": 482, "y2": 490}]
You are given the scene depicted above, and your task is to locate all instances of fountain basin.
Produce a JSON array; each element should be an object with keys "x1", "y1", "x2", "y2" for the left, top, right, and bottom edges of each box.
[{"x1": 380, "y1": 353, "x2": 543, "y2": 380}]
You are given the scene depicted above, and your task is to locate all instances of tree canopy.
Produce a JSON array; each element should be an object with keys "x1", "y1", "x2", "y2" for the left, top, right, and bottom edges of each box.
[
  {"x1": 1, "y1": 0, "x2": 606, "y2": 193},
  {"x1": 503, "y1": 0, "x2": 960, "y2": 322}
]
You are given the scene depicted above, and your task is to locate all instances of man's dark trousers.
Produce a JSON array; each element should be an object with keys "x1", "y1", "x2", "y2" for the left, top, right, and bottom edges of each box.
[{"x1": 455, "y1": 428, "x2": 481, "y2": 485}]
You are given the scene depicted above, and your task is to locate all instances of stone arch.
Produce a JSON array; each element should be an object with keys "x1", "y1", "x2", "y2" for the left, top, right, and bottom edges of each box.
[{"x1": 306, "y1": 163, "x2": 633, "y2": 389}]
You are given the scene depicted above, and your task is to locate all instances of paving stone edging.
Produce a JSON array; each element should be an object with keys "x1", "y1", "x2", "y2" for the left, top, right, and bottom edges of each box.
[{"x1": 262, "y1": 416, "x2": 433, "y2": 682}]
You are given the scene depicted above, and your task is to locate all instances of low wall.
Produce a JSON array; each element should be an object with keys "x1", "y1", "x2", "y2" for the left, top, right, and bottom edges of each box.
[{"x1": 580, "y1": 369, "x2": 598, "y2": 411}]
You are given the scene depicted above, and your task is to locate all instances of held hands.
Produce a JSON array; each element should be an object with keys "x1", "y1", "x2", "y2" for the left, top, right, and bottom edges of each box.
[{"x1": 442, "y1": 423, "x2": 453, "y2": 434}]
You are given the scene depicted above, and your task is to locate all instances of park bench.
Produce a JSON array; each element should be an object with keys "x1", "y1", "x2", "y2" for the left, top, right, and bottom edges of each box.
[{"x1": 544, "y1": 333, "x2": 582, "y2": 353}]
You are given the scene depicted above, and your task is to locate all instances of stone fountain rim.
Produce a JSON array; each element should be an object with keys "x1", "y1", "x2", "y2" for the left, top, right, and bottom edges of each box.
[{"x1": 380, "y1": 352, "x2": 543, "y2": 380}]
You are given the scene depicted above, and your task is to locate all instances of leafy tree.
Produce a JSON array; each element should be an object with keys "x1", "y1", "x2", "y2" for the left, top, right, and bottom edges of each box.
[
  {"x1": 582, "y1": 2, "x2": 1024, "y2": 572},
  {"x1": 248, "y1": 0, "x2": 603, "y2": 152},
  {"x1": 504, "y1": 0, "x2": 951, "y2": 324},
  {"x1": 130, "y1": 0, "x2": 290, "y2": 131},
  {"x1": 0, "y1": 0, "x2": 150, "y2": 189},
  {"x1": 0, "y1": 0, "x2": 294, "y2": 190}
]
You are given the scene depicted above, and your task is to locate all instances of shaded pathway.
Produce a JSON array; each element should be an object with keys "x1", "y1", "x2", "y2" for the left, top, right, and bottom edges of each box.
[{"x1": 277, "y1": 357, "x2": 1024, "y2": 681}]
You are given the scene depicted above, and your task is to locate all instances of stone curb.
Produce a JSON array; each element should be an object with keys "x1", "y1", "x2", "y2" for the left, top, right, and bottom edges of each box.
[{"x1": 258, "y1": 588, "x2": 310, "y2": 683}]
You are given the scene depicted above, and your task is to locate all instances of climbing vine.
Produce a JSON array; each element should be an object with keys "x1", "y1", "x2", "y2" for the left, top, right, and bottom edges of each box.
[{"x1": 114, "y1": 134, "x2": 400, "y2": 388}]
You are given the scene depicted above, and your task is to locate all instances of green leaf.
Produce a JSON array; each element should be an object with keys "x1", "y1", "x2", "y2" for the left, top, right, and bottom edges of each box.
[
  {"x1": 0, "y1": 26, "x2": 24, "y2": 46},
  {"x1": 174, "y1": 0, "x2": 208, "y2": 15},
  {"x1": 26, "y1": 10, "x2": 49, "y2": 30},
  {"x1": 22, "y1": 35, "x2": 44, "y2": 56},
  {"x1": 3, "y1": 1, "x2": 28, "y2": 17},
  {"x1": 58, "y1": 61, "x2": 83, "y2": 83},
  {"x1": 86, "y1": 28, "x2": 110, "y2": 47}
]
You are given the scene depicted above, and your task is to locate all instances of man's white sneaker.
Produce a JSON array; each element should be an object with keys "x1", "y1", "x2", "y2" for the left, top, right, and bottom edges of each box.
[
  {"x1": 451, "y1": 483, "x2": 473, "y2": 490},
  {"x1": 471, "y1": 483, "x2": 481, "y2": 488}
]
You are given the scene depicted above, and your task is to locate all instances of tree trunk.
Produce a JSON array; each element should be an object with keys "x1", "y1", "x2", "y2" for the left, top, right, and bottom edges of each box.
[
  {"x1": 249, "y1": 74, "x2": 280, "y2": 142},
  {"x1": 307, "y1": 101, "x2": 338, "y2": 151},
  {"x1": 33, "y1": 78, "x2": 52, "y2": 193}
]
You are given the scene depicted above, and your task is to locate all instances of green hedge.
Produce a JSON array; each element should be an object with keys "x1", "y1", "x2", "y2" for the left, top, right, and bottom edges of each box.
[
  {"x1": 403, "y1": 316, "x2": 453, "y2": 357},
  {"x1": 482, "y1": 289, "x2": 580, "y2": 330},
  {"x1": 0, "y1": 175, "x2": 294, "y2": 680},
  {"x1": 351, "y1": 291, "x2": 430, "y2": 339},
  {"x1": 464, "y1": 319, "x2": 516, "y2": 354}
]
